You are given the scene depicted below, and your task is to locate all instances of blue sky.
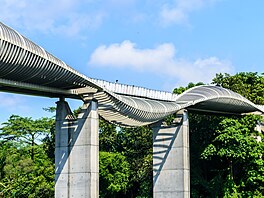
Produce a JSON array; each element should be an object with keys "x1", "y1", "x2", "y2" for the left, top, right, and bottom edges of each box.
[{"x1": 0, "y1": 0, "x2": 263, "y2": 122}]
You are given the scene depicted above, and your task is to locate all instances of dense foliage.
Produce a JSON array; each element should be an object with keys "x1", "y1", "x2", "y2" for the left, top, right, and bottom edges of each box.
[
  {"x1": 212, "y1": 72, "x2": 264, "y2": 105},
  {"x1": 99, "y1": 120, "x2": 153, "y2": 197},
  {"x1": 201, "y1": 115, "x2": 264, "y2": 197},
  {"x1": 189, "y1": 72, "x2": 264, "y2": 197},
  {"x1": 0, "y1": 72, "x2": 262, "y2": 197},
  {"x1": 173, "y1": 82, "x2": 204, "y2": 94},
  {"x1": 99, "y1": 151, "x2": 131, "y2": 197},
  {"x1": 190, "y1": 113, "x2": 264, "y2": 197},
  {"x1": 0, "y1": 116, "x2": 55, "y2": 197}
]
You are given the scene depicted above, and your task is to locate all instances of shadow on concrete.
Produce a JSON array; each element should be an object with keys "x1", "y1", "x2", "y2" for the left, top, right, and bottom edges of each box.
[
  {"x1": 55, "y1": 101, "x2": 91, "y2": 184},
  {"x1": 152, "y1": 123, "x2": 181, "y2": 185}
]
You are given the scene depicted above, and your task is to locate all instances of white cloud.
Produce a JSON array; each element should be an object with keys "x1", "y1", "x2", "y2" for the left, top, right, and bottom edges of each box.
[
  {"x1": 89, "y1": 40, "x2": 175, "y2": 70},
  {"x1": 0, "y1": 0, "x2": 220, "y2": 36},
  {"x1": 160, "y1": 0, "x2": 218, "y2": 26},
  {"x1": 0, "y1": 0, "x2": 105, "y2": 37},
  {"x1": 89, "y1": 40, "x2": 233, "y2": 86}
]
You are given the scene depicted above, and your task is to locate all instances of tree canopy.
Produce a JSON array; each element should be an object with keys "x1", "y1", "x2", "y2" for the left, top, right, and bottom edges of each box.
[
  {"x1": 0, "y1": 116, "x2": 55, "y2": 197},
  {"x1": 189, "y1": 72, "x2": 264, "y2": 197},
  {"x1": 212, "y1": 72, "x2": 264, "y2": 104}
]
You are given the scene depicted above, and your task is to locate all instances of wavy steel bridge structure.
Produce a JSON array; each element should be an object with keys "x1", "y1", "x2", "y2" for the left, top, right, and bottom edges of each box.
[
  {"x1": 0, "y1": 22, "x2": 263, "y2": 198},
  {"x1": 0, "y1": 22, "x2": 263, "y2": 126}
]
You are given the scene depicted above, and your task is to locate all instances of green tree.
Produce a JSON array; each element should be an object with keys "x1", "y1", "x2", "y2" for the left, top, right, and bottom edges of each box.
[
  {"x1": 99, "y1": 151, "x2": 131, "y2": 197},
  {"x1": 0, "y1": 115, "x2": 54, "y2": 160},
  {"x1": 202, "y1": 115, "x2": 264, "y2": 197},
  {"x1": 0, "y1": 115, "x2": 55, "y2": 197},
  {"x1": 99, "y1": 118, "x2": 119, "y2": 152},
  {"x1": 117, "y1": 126, "x2": 153, "y2": 198},
  {"x1": 173, "y1": 82, "x2": 204, "y2": 94},
  {"x1": 0, "y1": 144, "x2": 54, "y2": 197},
  {"x1": 212, "y1": 72, "x2": 264, "y2": 104},
  {"x1": 190, "y1": 72, "x2": 264, "y2": 197},
  {"x1": 189, "y1": 113, "x2": 225, "y2": 197},
  {"x1": 99, "y1": 118, "x2": 153, "y2": 197}
]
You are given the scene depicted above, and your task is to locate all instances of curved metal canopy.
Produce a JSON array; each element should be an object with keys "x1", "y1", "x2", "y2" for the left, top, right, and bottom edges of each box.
[{"x1": 0, "y1": 22, "x2": 263, "y2": 126}]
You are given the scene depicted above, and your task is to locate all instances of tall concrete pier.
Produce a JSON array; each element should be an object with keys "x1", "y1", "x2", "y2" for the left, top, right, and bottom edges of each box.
[
  {"x1": 55, "y1": 98, "x2": 99, "y2": 198},
  {"x1": 153, "y1": 110, "x2": 190, "y2": 198}
]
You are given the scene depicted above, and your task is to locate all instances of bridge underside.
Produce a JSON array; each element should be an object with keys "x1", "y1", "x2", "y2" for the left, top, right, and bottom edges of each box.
[{"x1": 0, "y1": 74, "x2": 262, "y2": 127}]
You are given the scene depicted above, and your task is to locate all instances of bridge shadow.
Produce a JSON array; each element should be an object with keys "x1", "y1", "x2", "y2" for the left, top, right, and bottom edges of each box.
[
  {"x1": 152, "y1": 120, "x2": 182, "y2": 186},
  {"x1": 55, "y1": 101, "x2": 92, "y2": 184}
]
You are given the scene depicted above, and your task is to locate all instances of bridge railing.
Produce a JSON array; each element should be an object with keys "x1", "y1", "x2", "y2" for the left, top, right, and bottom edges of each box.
[{"x1": 90, "y1": 78, "x2": 178, "y2": 101}]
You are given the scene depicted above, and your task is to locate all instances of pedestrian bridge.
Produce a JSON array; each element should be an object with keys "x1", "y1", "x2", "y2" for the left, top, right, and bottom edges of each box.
[
  {"x1": 0, "y1": 21, "x2": 263, "y2": 198},
  {"x1": 0, "y1": 22, "x2": 262, "y2": 127}
]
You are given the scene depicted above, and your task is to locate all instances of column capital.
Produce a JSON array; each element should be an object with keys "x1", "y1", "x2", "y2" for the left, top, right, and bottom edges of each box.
[{"x1": 81, "y1": 93, "x2": 98, "y2": 103}]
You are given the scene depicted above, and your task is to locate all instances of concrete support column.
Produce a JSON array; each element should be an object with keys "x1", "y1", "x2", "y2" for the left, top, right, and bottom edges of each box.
[
  {"x1": 153, "y1": 110, "x2": 190, "y2": 198},
  {"x1": 55, "y1": 98, "x2": 99, "y2": 198}
]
